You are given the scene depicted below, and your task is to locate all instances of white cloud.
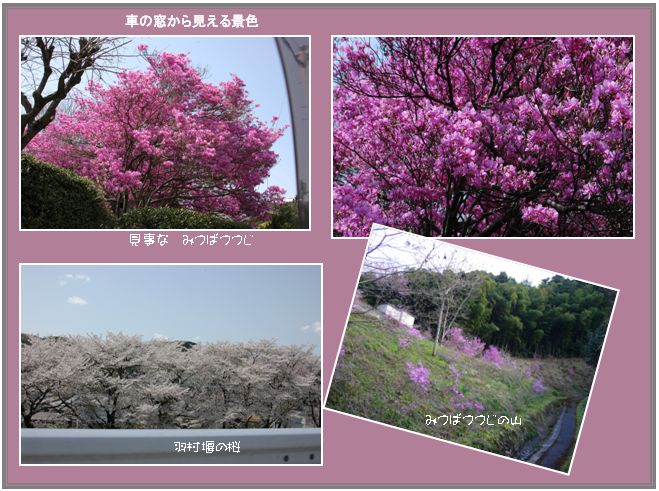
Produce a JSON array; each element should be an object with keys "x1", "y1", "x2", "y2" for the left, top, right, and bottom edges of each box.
[
  {"x1": 301, "y1": 320, "x2": 321, "y2": 335},
  {"x1": 67, "y1": 296, "x2": 88, "y2": 306},
  {"x1": 153, "y1": 333, "x2": 170, "y2": 341},
  {"x1": 60, "y1": 274, "x2": 92, "y2": 287}
]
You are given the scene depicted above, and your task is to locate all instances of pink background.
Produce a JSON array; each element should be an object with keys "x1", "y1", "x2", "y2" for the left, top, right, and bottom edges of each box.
[{"x1": 5, "y1": 4, "x2": 654, "y2": 487}]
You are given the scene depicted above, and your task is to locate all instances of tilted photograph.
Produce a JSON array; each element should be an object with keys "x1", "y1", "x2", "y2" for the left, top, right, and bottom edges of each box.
[{"x1": 326, "y1": 225, "x2": 617, "y2": 473}]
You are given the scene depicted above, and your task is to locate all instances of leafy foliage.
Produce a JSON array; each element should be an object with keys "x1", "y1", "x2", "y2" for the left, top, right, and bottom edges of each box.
[
  {"x1": 333, "y1": 37, "x2": 633, "y2": 237},
  {"x1": 582, "y1": 320, "x2": 608, "y2": 366},
  {"x1": 21, "y1": 153, "x2": 115, "y2": 229},
  {"x1": 260, "y1": 200, "x2": 300, "y2": 229},
  {"x1": 117, "y1": 207, "x2": 246, "y2": 229},
  {"x1": 360, "y1": 269, "x2": 615, "y2": 360}
]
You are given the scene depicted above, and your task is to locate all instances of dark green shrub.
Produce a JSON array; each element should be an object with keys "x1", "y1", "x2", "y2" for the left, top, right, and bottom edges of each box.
[
  {"x1": 21, "y1": 154, "x2": 115, "y2": 229},
  {"x1": 117, "y1": 207, "x2": 247, "y2": 229},
  {"x1": 582, "y1": 321, "x2": 607, "y2": 366},
  {"x1": 262, "y1": 201, "x2": 299, "y2": 229}
]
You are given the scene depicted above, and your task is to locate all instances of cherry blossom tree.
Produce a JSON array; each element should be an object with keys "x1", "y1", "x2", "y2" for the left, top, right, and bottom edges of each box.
[
  {"x1": 21, "y1": 336, "x2": 83, "y2": 428},
  {"x1": 69, "y1": 333, "x2": 152, "y2": 429},
  {"x1": 26, "y1": 45, "x2": 286, "y2": 223},
  {"x1": 134, "y1": 340, "x2": 191, "y2": 428},
  {"x1": 333, "y1": 37, "x2": 633, "y2": 237},
  {"x1": 21, "y1": 333, "x2": 320, "y2": 429}
]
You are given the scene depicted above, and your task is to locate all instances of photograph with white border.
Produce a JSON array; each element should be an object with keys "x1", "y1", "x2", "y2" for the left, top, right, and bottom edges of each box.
[
  {"x1": 331, "y1": 35, "x2": 634, "y2": 239},
  {"x1": 325, "y1": 224, "x2": 618, "y2": 474},
  {"x1": 20, "y1": 263, "x2": 322, "y2": 465},
  {"x1": 20, "y1": 35, "x2": 310, "y2": 231}
]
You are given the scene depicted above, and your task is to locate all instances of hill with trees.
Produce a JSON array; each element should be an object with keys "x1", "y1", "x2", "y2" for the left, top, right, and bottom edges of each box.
[{"x1": 359, "y1": 270, "x2": 615, "y2": 360}]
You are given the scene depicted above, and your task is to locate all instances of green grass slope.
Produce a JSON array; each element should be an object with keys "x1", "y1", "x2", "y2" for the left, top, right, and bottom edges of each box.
[{"x1": 327, "y1": 311, "x2": 595, "y2": 459}]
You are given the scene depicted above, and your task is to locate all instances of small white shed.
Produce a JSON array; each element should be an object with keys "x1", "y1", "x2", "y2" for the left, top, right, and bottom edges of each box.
[{"x1": 377, "y1": 304, "x2": 415, "y2": 328}]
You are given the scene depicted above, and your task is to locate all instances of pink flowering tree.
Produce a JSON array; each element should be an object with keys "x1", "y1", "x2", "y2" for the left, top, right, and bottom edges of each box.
[
  {"x1": 27, "y1": 45, "x2": 286, "y2": 223},
  {"x1": 333, "y1": 37, "x2": 633, "y2": 237}
]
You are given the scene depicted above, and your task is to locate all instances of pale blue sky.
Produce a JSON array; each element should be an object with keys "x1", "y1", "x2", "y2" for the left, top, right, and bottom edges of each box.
[
  {"x1": 21, "y1": 265, "x2": 321, "y2": 353},
  {"x1": 366, "y1": 225, "x2": 556, "y2": 286},
  {"x1": 75, "y1": 37, "x2": 297, "y2": 198}
]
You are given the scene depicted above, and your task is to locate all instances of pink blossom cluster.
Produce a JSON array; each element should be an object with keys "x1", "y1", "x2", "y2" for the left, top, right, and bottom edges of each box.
[
  {"x1": 524, "y1": 357, "x2": 547, "y2": 394},
  {"x1": 405, "y1": 361, "x2": 431, "y2": 393},
  {"x1": 447, "y1": 363, "x2": 485, "y2": 412},
  {"x1": 444, "y1": 327, "x2": 509, "y2": 369},
  {"x1": 481, "y1": 345, "x2": 504, "y2": 367},
  {"x1": 27, "y1": 46, "x2": 286, "y2": 222},
  {"x1": 444, "y1": 327, "x2": 486, "y2": 357},
  {"x1": 333, "y1": 37, "x2": 633, "y2": 237},
  {"x1": 395, "y1": 320, "x2": 425, "y2": 349},
  {"x1": 521, "y1": 205, "x2": 559, "y2": 230},
  {"x1": 532, "y1": 378, "x2": 547, "y2": 394},
  {"x1": 401, "y1": 322, "x2": 425, "y2": 339}
]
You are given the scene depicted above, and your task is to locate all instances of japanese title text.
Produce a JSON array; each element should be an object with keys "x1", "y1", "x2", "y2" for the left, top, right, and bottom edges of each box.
[
  {"x1": 174, "y1": 440, "x2": 241, "y2": 453},
  {"x1": 125, "y1": 14, "x2": 259, "y2": 29},
  {"x1": 128, "y1": 233, "x2": 254, "y2": 247},
  {"x1": 426, "y1": 414, "x2": 522, "y2": 427}
]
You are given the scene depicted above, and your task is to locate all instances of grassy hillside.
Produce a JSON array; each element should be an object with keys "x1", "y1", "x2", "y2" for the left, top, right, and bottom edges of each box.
[{"x1": 327, "y1": 311, "x2": 595, "y2": 459}]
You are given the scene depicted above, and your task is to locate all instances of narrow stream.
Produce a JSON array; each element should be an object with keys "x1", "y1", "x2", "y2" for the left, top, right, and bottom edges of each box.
[{"x1": 536, "y1": 399, "x2": 578, "y2": 469}]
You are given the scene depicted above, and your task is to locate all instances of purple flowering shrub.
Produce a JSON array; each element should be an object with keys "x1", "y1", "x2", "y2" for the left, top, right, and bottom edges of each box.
[
  {"x1": 482, "y1": 345, "x2": 504, "y2": 367},
  {"x1": 394, "y1": 321, "x2": 426, "y2": 350},
  {"x1": 522, "y1": 357, "x2": 549, "y2": 395},
  {"x1": 333, "y1": 37, "x2": 633, "y2": 237},
  {"x1": 448, "y1": 363, "x2": 485, "y2": 412},
  {"x1": 406, "y1": 361, "x2": 431, "y2": 393},
  {"x1": 444, "y1": 327, "x2": 510, "y2": 369},
  {"x1": 444, "y1": 327, "x2": 485, "y2": 357},
  {"x1": 401, "y1": 322, "x2": 425, "y2": 339},
  {"x1": 532, "y1": 378, "x2": 547, "y2": 394}
]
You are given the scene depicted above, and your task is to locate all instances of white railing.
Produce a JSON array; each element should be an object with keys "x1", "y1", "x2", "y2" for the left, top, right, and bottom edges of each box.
[{"x1": 22, "y1": 428, "x2": 321, "y2": 464}]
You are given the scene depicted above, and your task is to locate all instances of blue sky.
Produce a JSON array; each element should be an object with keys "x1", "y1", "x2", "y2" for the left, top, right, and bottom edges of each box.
[
  {"x1": 71, "y1": 37, "x2": 297, "y2": 198},
  {"x1": 21, "y1": 265, "x2": 321, "y2": 353}
]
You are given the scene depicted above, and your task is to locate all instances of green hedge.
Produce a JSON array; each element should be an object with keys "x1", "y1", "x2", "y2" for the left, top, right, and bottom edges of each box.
[
  {"x1": 21, "y1": 154, "x2": 115, "y2": 229},
  {"x1": 262, "y1": 201, "x2": 299, "y2": 229},
  {"x1": 117, "y1": 207, "x2": 247, "y2": 229}
]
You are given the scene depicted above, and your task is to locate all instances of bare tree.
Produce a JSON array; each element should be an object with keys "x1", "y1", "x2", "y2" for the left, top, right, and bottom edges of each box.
[
  {"x1": 427, "y1": 267, "x2": 481, "y2": 356},
  {"x1": 359, "y1": 225, "x2": 482, "y2": 356},
  {"x1": 20, "y1": 37, "x2": 130, "y2": 149}
]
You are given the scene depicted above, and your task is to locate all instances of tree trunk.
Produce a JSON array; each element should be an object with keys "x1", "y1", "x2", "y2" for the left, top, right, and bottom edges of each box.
[
  {"x1": 23, "y1": 413, "x2": 34, "y2": 428},
  {"x1": 432, "y1": 298, "x2": 445, "y2": 356}
]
